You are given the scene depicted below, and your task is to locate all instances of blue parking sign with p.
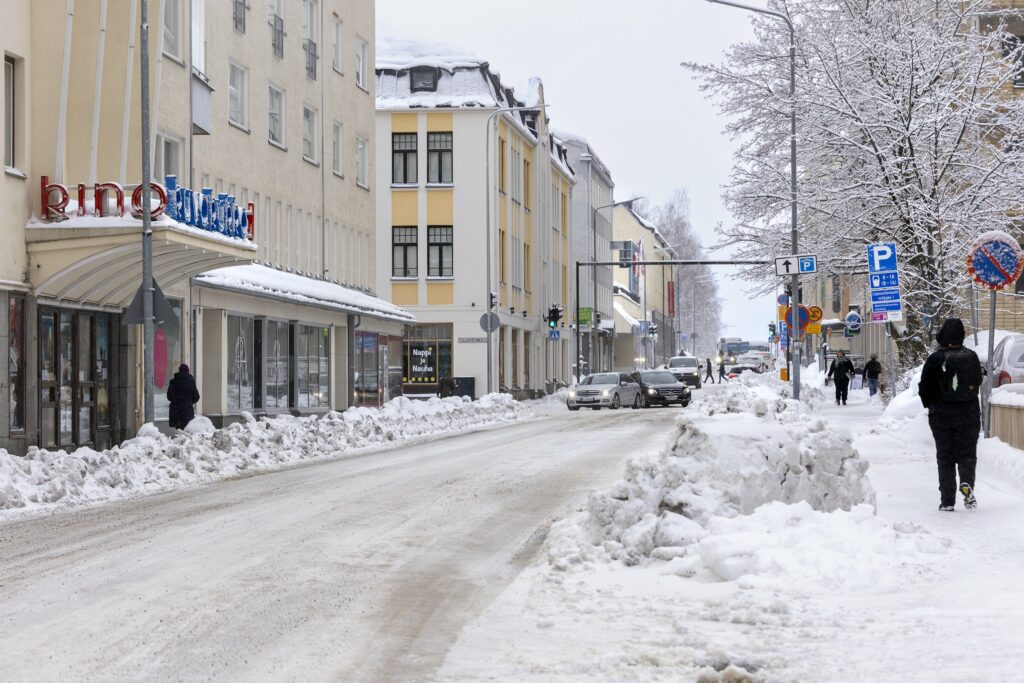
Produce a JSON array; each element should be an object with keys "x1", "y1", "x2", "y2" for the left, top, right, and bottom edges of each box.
[{"x1": 867, "y1": 242, "x2": 897, "y2": 273}]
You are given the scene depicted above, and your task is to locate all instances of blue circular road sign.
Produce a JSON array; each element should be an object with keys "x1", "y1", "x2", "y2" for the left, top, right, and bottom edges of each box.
[
  {"x1": 968, "y1": 231, "x2": 1024, "y2": 291},
  {"x1": 845, "y1": 310, "x2": 862, "y2": 331}
]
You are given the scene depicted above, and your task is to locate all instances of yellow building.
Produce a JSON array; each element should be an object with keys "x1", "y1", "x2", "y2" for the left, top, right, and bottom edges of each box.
[{"x1": 375, "y1": 46, "x2": 574, "y2": 396}]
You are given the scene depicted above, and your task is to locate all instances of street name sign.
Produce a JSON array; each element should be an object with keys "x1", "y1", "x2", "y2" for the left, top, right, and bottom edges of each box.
[{"x1": 775, "y1": 254, "x2": 818, "y2": 276}]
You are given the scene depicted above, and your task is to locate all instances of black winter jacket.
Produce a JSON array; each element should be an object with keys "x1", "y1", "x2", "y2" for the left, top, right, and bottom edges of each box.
[
  {"x1": 167, "y1": 371, "x2": 200, "y2": 430},
  {"x1": 919, "y1": 347, "x2": 982, "y2": 415},
  {"x1": 863, "y1": 359, "x2": 882, "y2": 379},
  {"x1": 828, "y1": 358, "x2": 855, "y2": 384}
]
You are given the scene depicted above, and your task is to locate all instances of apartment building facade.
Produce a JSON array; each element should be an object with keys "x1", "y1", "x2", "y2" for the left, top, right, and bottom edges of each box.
[
  {"x1": 0, "y1": 0, "x2": 408, "y2": 455},
  {"x1": 375, "y1": 50, "x2": 574, "y2": 396},
  {"x1": 558, "y1": 134, "x2": 615, "y2": 375},
  {"x1": 611, "y1": 205, "x2": 677, "y2": 370}
]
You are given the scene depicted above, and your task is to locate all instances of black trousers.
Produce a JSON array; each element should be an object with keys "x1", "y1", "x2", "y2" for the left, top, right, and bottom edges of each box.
[
  {"x1": 928, "y1": 409, "x2": 980, "y2": 506},
  {"x1": 834, "y1": 380, "x2": 849, "y2": 403},
  {"x1": 704, "y1": 370, "x2": 715, "y2": 384}
]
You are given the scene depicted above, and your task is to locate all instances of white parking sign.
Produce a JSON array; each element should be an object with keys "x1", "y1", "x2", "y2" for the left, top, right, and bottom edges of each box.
[{"x1": 867, "y1": 242, "x2": 897, "y2": 273}]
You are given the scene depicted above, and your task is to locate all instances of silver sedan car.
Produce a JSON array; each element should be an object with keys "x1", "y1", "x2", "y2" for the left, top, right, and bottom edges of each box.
[{"x1": 567, "y1": 372, "x2": 643, "y2": 410}]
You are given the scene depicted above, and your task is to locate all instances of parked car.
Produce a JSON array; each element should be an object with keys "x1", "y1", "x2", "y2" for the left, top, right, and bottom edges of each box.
[
  {"x1": 991, "y1": 333, "x2": 1024, "y2": 387},
  {"x1": 567, "y1": 372, "x2": 642, "y2": 410},
  {"x1": 666, "y1": 356, "x2": 702, "y2": 388},
  {"x1": 630, "y1": 370, "x2": 691, "y2": 408},
  {"x1": 726, "y1": 364, "x2": 761, "y2": 380}
]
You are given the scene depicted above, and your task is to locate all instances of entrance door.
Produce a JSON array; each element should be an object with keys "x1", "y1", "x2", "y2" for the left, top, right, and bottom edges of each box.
[
  {"x1": 39, "y1": 310, "x2": 58, "y2": 448},
  {"x1": 39, "y1": 308, "x2": 101, "y2": 450}
]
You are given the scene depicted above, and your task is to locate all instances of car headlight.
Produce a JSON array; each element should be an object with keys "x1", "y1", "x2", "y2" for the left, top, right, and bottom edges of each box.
[
  {"x1": 602, "y1": 389, "x2": 610, "y2": 396},
  {"x1": 568, "y1": 390, "x2": 576, "y2": 398},
  {"x1": 648, "y1": 388, "x2": 657, "y2": 395}
]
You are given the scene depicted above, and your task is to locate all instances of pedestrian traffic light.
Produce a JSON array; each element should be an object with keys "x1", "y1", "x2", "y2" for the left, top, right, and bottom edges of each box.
[
  {"x1": 768, "y1": 322, "x2": 776, "y2": 336},
  {"x1": 649, "y1": 324, "x2": 658, "y2": 337}
]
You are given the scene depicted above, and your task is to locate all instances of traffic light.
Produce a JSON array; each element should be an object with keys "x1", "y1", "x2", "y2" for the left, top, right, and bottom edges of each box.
[
  {"x1": 768, "y1": 322, "x2": 776, "y2": 336},
  {"x1": 547, "y1": 305, "x2": 562, "y2": 329},
  {"x1": 488, "y1": 291, "x2": 497, "y2": 310},
  {"x1": 649, "y1": 324, "x2": 658, "y2": 337}
]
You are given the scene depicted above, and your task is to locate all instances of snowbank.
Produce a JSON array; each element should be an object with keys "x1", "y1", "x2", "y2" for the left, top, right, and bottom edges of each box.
[
  {"x1": 0, "y1": 394, "x2": 531, "y2": 515},
  {"x1": 548, "y1": 380, "x2": 878, "y2": 578}
]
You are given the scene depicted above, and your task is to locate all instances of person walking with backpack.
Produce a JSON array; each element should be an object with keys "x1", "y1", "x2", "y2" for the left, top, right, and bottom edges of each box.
[
  {"x1": 704, "y1": 358, "x2": 716, "y2": 384},
  {"x1": 919, "y1": 318, "x2": 983, "y2": 511},
  {"x1": 864, "y1": 353, "x2": 883, "y2": 397},
  {"x1": 827, "y1": 350, "x2": 855, "y2": 405},
  {"x1": 167, "y1": 363, "x2": 200, "y2": 430},
  {"x1": 718, "y1": 357, "x2": 727, "y2": 382}
]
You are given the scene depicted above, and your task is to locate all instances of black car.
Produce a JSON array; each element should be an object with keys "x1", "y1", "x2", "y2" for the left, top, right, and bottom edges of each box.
[{"x1": 630, "y1": 370, "x2": 692, "y2": 407}]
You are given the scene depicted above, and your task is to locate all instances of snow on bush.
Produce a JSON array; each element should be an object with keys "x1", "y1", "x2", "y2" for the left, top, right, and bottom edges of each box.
[
  {"x1": 0, "y1": 394, "x2": 530, "y2": 515},
  {"x1": 542, "y1": 379, "x2": 948, "y2": 589}
]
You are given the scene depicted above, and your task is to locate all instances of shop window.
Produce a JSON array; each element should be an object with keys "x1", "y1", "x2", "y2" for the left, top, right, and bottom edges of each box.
[
  {"x1": 154, "y1": 300, "x2": 182, "y2": 421},
  {"x1": 297, "y1": 324, "x2": 330, "y2": 408},
  {"x1": 402, "y1": 324, "x2": 452, "y2": 389},
  {"x1": 264, "y1": 320, "x2": 291, "y2": 410},
  {"x1": 96, "y1": 315, "x2": 110, "y2": 428},
  {"x1": 354, "y1": 330, "x2": 379, "y2": 405},
  {"x1": 227, "y1": 314, "x2": 254, "y2": 412},
  {"x1": 8, "y1": 296, "x2": 24, "y2": 431}
]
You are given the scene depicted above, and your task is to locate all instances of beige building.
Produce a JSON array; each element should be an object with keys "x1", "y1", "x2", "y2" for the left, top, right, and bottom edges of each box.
[
  {"x1": 611, "y1": 205, "x2": 677, "y2": 370},
  {"x1": 375, "y1": 48, "x2": 574, "y2": 396},
  {"x1": 0, "y1": 0, "x2": 409, "y2": 456}
]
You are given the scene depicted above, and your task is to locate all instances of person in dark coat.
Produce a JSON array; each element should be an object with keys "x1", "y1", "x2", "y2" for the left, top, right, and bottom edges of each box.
[
  {"x1": 718, "y1": 358, "x2": 727, "y2": 382},
  {"x1": 704, "y1": 358, "x2": 716, "y2": 384},
  {"x1": 167, "y1": 363, "x2": 200, "y2": 430},
  {"x1": 864, "y1": 353, "x2": 883, "y2": 397},
  {"x1": 827, "y1": 350, "x2": 855, "y2": 405},
  {"x1": 918, "y1": 318, "x2": 983, "y2": 511}
]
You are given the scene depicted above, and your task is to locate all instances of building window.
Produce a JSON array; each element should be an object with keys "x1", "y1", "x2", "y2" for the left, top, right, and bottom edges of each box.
[
  {"x1": 9, "y1": 296, "x2": 24, "y2": 432},
  {"x1": 498, "y1": 137, "x2": 506, "y2": 193},
  {"x1": 355, "y1": 37, "x2": 367, "y2": 89},
  {"x1": 302, "y1": 0, "x2": 318, "y2": 80},
  {"x1": 392, "y1": 133, "x2": 417, "y2": 184},
  {"x1": 402, "y1": 324, "x2": 453, "y2": 387},
  {"x1": 191, "y1": 0, "x2": 206, "y2": 73},
  {"x1": 268, "y1": 84, "x2": 285, "y2": 146},
  {"x1": 163, "y1": 0, "x2": 181, "y2": 58},
  {"x1": 832, "y1": 275, "x2": 842, "y2": 313},
  {"x1": 356, "y1": 136, "x2": 368, "y2": 187},
  {"x1": 154, "y1": 131, "x2": 182, "y2": 182},
  {"x1": 332, "y1": 121, "x2": 343, "y2": 175},
  {"x1": 332, "y1": 17, "x2": 343, "y2": 72},
  {"x1": 296, "y1": 324, "x2": 329, "y2": 409},
  {"x1": 1005, "y1": 35, "x2": 1024, "y2": 87},
  {"x1": 227, "y1": 314, "x2": 254, "y2": 412},
  {"x1": 228, "y1": 63, "x2": 248, "y2": 129},
  {"x1": 302, "y1": 106, "x2": 318, "y2": 162},
  {"x1": 410, "y1": 66, "x2": 439, "y2": 92},
  {"x1": 233, "y1": 0, "x2": 247, "y2": 33},
  {"x1": 524, "y1": 160, "x2": 531, "y2": 207},
  {"x1": 392, "y1": 226, "x2": 418, "y2": 277},
  {"x1": 427, "y1": 132, "x2": 453, "y2": 184},
  {"x1": 269, "y1": 0, "x2": 284, "y2": 58},
  {"x1": 428, "y1": 226, "x2": 453, "y2": 277},
  {"x1": 264, "y1": 320, "x2": 290, "y2": 409},
  {"x1": 5, "y1": 57, "x2": 15, "y2": 168}
]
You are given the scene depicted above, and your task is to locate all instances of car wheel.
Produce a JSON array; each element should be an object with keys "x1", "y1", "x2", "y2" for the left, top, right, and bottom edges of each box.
[
  {"x1": 611, "y1": 394, "x2": 621, "y2": 409},
  {"x1": 640, "y1": 393, "x2": 649, "y2": 408},
  {"x1": 568, "y1": 405, "x2": 580, "y2": 411},
  {"x1": 632, "y1": 393, "x2": 641, "y2": 409},
  {"x1": 680, "y1": 400, "x2": 690, "y2": 407}
]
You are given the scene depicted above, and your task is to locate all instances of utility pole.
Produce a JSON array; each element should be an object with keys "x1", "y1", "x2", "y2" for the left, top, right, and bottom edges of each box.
[{"x1": 139, "y1": 0, "x2": 155, "y2": 422}]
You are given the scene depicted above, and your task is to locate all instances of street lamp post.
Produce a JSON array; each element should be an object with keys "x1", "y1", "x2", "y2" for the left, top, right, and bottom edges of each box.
[
  {"x1": 484, "y1": 105, "x2": 546, "y2": 395},
  {"x1": 576, "y1": 197, "x2": 644, "y2": 382},
  {"x1": 706, "y1": 0, "x2": 801, "y2": 399}
]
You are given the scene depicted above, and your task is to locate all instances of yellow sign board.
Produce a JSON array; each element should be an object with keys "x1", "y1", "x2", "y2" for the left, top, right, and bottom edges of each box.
[
  {"x1": 809, "y1": 306, "x2": 823, "y2": 322},
  {"x1": 777, "y1": 305, "x2": 788, "y2": 321},
  {"x1": 806, "y1": 323, "x2": 822, "y2": 335}
]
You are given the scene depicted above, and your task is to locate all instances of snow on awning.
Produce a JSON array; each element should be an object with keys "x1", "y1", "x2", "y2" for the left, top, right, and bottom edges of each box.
[
  {"x1": 194, "y1": 264, "x2": 415, "y2": 323},
  {"x1": 614, "y1": 301, "x2": 639, "y2": 327}
]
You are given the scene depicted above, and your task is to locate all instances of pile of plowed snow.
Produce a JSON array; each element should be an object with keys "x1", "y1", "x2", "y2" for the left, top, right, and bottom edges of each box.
[
  {"x1": 0, "y1": 394, "x2": 531, "y2": 515},
  {"x1": 546, "y1": 380, "x2": 943, "y2": 586}
]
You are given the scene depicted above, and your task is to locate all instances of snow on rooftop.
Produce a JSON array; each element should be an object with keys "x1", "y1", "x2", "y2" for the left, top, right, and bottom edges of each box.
[
  {"x1": 613, "y1": 301, "x2": 640, "y2": 327},
  {"x1": 195, "y1": 264, "x2": 415, "y2": 323},
  {"x1": 376, "y1": 36, "x2": 484, "y2": 71}
]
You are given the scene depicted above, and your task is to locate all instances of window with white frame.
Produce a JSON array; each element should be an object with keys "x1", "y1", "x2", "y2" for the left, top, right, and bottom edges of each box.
[
  {"x1": 163, "y1": 0, "x2": 181, "y2": 58},
  {"x1": 355, "y1": 38, "x2": 367, "y2": 89},
  {"x1": 154, "y1": 131, "x2": 182, "y2": 182},
  {"x1": 229, "y1": 63, "x2": 248, "y2": 128},
  {"x1": 332, "y1": 121, "x2": 343, "y2": 175},
  {"x1": 301, "y1": 0, "x2": 317, "y2": 41},
  {"x1": 356, "y1": 136, "x2": 368, "y2": 187},
  {"x1": 302, "y1": 105, "x2": 318, "y2": 162},
  {"x1": 4, "y1": 57, "x2": 15, "y2": 169},
  {"x1": 191, "y1": 0, "x2": 206, "y2": 73},
  {"x1": 268, "y1": 84, "x2": 285, "y2": 145},
  {"x1": 332, "y1": 17, "x2": 343, "y2": 72}
]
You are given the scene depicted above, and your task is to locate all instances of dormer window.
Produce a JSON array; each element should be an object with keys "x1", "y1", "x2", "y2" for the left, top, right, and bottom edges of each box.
[{"x1": 410, "y1": 66, "x2": 440, "y2": 92}]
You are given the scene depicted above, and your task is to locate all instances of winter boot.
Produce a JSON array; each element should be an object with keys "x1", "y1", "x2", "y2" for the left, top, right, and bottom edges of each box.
[
  {"x1": 938, "y1": 504, "x2": 955, "y2": 512},
  {"x1": 960, "y1": 483, "x2": 978, "y2": 510}
]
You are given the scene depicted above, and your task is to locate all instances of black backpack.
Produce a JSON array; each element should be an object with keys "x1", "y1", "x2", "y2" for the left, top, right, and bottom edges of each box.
[{"x1": 938, "y1": 348, "x2": 979, "y2": 402}]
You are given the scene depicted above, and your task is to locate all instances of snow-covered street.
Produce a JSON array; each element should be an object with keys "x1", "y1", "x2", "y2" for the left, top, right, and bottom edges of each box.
[
  {"x1": 435, "y1": 377, "x2": 1024, "y2": 682},
  {"x1": 0, "y1": 402, "x2": 680, "y2": 682}
]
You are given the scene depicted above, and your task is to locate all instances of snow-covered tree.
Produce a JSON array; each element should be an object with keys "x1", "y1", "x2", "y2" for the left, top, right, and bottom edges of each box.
[{"x1": 687, "y1": 0, "x2": 1024, "y2": 366}]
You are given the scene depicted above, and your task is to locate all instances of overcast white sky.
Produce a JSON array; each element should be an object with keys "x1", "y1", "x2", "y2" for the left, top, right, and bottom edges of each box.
[{"x1": 377, "y1": 0, "x2": 776, "y2": 343}]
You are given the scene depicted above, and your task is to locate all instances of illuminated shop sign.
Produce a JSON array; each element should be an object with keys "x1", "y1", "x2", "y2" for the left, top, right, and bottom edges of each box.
[{"x1": 40, "y1": 175, "x2": 255, "y2": 241}]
